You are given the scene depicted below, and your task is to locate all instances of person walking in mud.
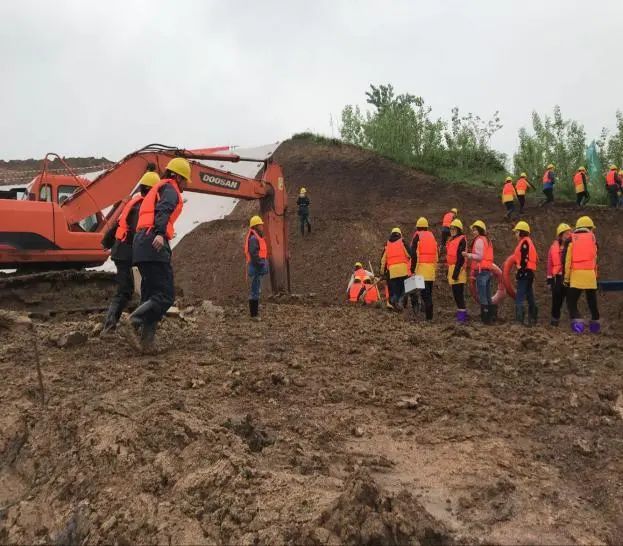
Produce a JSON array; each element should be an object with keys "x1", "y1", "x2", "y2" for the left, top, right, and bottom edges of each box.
[
  {"x1": 296, "y1": 187, "x2": 311, "y2": 236},
  {"x1": 501, "y1": 176, "x2": 517, "y2": 220},
  {"x1": 512, "y1": 221, "x2": 539, "y2": 325},
  {"x1": 547, "y1": 223, "x2": 571, "y2": 326},
  {"x1": 515, "y1": 173, "x2": 534, "y2": 214},
  {"x1": 409, "y1": 217, "x2": 438, "y2": 321},
  {"x1": 380, "y1": 227, "x2": 411, "y2": 310},
  {"x1": 540, "y1": 164, "x2": 556, "y2": 206},
  {"x1": 100, "y1": 171, "x2": 160, "y2": 335},
  {"x1": 573, "y1": 167, "x2": 590, "y2": 209}
]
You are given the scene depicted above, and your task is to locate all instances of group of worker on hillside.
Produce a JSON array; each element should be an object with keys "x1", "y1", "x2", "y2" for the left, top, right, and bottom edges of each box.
[
  {"x1": 501, "y1": 164, "x2": 623, "y2": 217},
  {"x1": 348, "y1": 206, "x2": 601, "y2": 334}
]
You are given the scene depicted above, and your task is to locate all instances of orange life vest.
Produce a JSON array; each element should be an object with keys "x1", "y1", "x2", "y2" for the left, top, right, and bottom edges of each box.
[
  {"x1": 413, "y1": 230, "x2": 437, "y2": 264},
  {"x1": 513, "y1": 236, "x2": 538, "y2": 271},
  {"x1": 548, "y1": 240, "x2": 563, "y2": 276},
  {"x1": 115, "y1": 193, "x2": 143, "y2": 242},
  {"x1": 353, "y1": 267, "x2": 368, "y2": 280},
  {"x1": 570, "y1": 231, "x2": 597, "y2": 271},
  {"x1": 515, "y1": 178, "x2": 528, "y2": 194},
  {"x1": 244, "y1": 228, "x2": 268, "y2": 264},
  {"x1": 363, "y1": 282, "x2": 380, "y2": 304},
  {"x1": 573, "y1": 172, "x2": 585, "y2": 189},
  {"x1": 502, "y1": 182, "x2": 515, "y2": 196},
  {"x1": 606, "y1": 169, "x2": 617, "y2": 186},
  {"x1": 349, "y1": 279, "x2": 364, "y2": 302},
  {"x1": 136, "y1": 179, "x2": 183, "y2": 240},
  {"x1": 385, "y1": 239, "x2": 410, "y2": 267},
  {"x1": 542, "y1": 169, "x2": 553, "y2": 184},
  {"x1": 471, "y1": 235, "x2": 494, "y2": 272},
  {"x1": 446, "y1": 234, "x2": 465, "y2": 266},
  {"x1": 442, "y1": 212, "x2": 455, "y2": 228}
]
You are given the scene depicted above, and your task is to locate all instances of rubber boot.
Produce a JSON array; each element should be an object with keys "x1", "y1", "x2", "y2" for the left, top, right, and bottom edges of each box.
[
  {"x1": 589, "y1": 320, "x2": 601, "y2": 334},
  {"x1": 571, "y1": 319, "x2": 585, "y2": 334},
  {"x1": 101, "y1": 300, "x2": 122, "y2": 336},
  {"x1": 528, "y1": 305, "x2": 538, "y2": 327},
  {"x1": 550, "y1": 318, "x2": 560, "y2": 327},
  {"x1": 140, "y1": 321, "x2": 157, "y2": 354},
  {"x1": 515, "y1": 305, "x2": 525, "y2": 325},
  {"x1": 456, "y1": 309, "x2": 467, "y2": 324},
  {"x1": 250, "y1": 299, "x2": 260, "y2": 321},
  {"x1": 124, "y1": 300, "x2": 159, "y2": 350},
  {"x1": 488, "y1": 304, "x2": 498, "y2": 323},
  {"x1": 424, "y1": 303, "x2": 433, "y2": 321},
  {"x1": 307, "y1": 222, "x2": 311, "y2": 234},
  {"x1": 480, "y1": 305, "x2": 488, "y2": 324}
]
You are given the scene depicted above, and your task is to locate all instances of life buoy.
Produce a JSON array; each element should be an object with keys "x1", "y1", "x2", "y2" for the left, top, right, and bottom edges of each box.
[
  {"x1": 469, "y1": 263, "x2": 507, "y2": 305},
  {"x1": 502, "y1": 255, "x2": 517, "y2": 299}
]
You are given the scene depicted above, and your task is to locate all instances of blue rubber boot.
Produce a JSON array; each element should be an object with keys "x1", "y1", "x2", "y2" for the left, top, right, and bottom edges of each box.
[
  {"x1": 571, "y1": 319, "x2": 585, "y2": 334},
  {"x1": 589, "y1": 320, "x2": 601, "y2": 334}
]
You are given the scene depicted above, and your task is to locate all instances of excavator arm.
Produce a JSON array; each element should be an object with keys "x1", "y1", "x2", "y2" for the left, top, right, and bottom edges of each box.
[{"x1": 60, "y1": 144, "x2": 289, "y2": 292}]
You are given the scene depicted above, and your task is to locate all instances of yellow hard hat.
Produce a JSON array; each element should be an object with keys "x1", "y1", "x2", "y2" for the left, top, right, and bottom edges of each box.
[
  {"x1": 450, "y1": 218, "x2": 463, "y2": 230},
  {"x1": 138, "y1": 171, "x2": 160, "y2": 188},
  {"x1": 166, "y1": 157, "x2": 192, "y2": 182},
  {"x1": 249, "y1": 215, "x2": 264, "y2": 228},
  {"x1": 513, "y1": 221, "x2": 531, "y2": 233},
  {"x1": 391, "y1": 227, "x2": 402, "y2": 235},
  {"x1": 300, "y1": 187, "x2": 307, "y2": 193},
  {"x1": 519, "y1": 172, "x2": 527, "y2": 178},
  {"x1": 451, "y1": 208, "x2": 458, "y2": 214},
  {"x1": 556, "y1": 223, "x2": 571, "y2": 237},
  {"x1": 470, "y1": 220, "x2": 486, "y2": 232},
  {"x1": 416, "y1": 217, "x2": 429, "y2": 228},
  {"x1": 547, "y1": 164, "x2": 555, "y2": 170},
  {"x1": 505, "y1": 176, "x2": 513, "y2": 182},
  {"x1": 578, "y1": 166, "x2": 586, "y2": 172},
  {"x1": 575, "y1": 216, "x2": 595, "y2": 229},
  {"x1": 354, "y1": 261, "x2": 363, "y2": 268},
  {"x1": 609, "y1": 164, "x2": 618, "y2": 170}
]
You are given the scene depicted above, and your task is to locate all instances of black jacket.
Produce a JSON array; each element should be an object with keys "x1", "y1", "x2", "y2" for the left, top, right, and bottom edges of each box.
[
  {"x1": 101, "y1": 199, "x2": 142, "y2": 262},
  {"x1": 133, "y1": 183, "x2": 180, "y2": 264},
  {"x1": 297, "y1": 195, "x2": 310, "y2": 216}
]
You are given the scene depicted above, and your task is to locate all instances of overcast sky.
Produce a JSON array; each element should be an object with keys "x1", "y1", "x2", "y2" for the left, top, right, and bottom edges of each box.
[{"x1": 2, "y1": 0, "x2": 621, "y2": 161}]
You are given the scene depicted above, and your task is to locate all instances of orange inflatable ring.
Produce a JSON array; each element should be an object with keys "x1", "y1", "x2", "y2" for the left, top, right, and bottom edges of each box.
[
  {"x1": 502, "y1": 255, "x2": 517, "y2": 299},
  {"x1": 469, "y1": 263, "x2": 507, "y2": 305}
]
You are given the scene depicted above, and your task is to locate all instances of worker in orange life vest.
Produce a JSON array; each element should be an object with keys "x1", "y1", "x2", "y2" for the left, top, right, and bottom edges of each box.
[
  {"x1": 410, "y1": 217, "x2": 438, "y2": 320},
  {"x1": 573, "y1": 167, "x2": 590, "y2": 209},
  {"x1": 564, "y1": 216, "x2": 600, "y2": 333},
  {"x1": 501, "y1": 176, "x2": 517, "y2": 219},
  {"x1": 605, "y1": 165, "x2": 621, "y2": 208},
  {"x1": 100, "y1": 171, "x2": 160, "y2": 335},
  {"x1": 514, "y1": 172, "x2": 534, "y2": 213},
  {"x1": 346, "y1": 261, "x2": 372, "y2": 295},
  {"x1": 440, "y1": 208, "x2": 458, "y2": 251},
  {"x1": 362, "y1": 276, "x2": 380, "y2": 305},
  {"x1": 541, "y1": 163, "x2": 556, "y2": 206},
  {"x1": 245, "y1": 215, "x2": 270, "y2": 320},
  {"x1": 512, "y1": 221, "x2": 538, "y2": 325},
  {"x1": 546, "y1": 223, "x2": 571, "y2": 326},
  {"x1": 347, "y1": 277, "x2": 365, "y2": 303},
  {"x1": 129, "y1": 158, "x2": 190, "y2": 352},
  {"x1": 446, "y1": 218, "x2": 467, "y2": 323},
  {"x1": 463, "y1": 220, "x2": 495, "y2": 324},
  {"x1": 380, "y1": 227, "x2": 411, "y2": 310}
]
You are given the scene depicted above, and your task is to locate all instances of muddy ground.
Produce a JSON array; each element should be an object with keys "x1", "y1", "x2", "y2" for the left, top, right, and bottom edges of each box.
[{"x1": 2, "y1": 139, "x2": 623, "y2": 545}]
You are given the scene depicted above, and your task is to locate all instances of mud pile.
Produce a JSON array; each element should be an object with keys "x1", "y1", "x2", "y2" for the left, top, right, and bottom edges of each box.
[{"x1": 174, "y1": 139, "x2": 623, "y2": 323}]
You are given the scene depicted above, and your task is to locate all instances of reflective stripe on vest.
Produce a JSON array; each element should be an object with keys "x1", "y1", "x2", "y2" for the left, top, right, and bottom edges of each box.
[
  {"x1": 570, "y1": 231, "x2": 597, "y2": 271},
  {"x1": 548, "y1": 240, "x2": 563, "y2": 276},
  {"x1": 385, "y1": 239, "x2": 410, "y2": 267},
  {"x1": 446, "y1": 234, "x2": 465, "y2": 266},
  {"x1": 349, "y1": 280, "x2": 363, "y2": 302},
  {"x1": 136, "y1": 179, "x2": 183, "y2": 240},
  {"x1": 542, "y1": 170, "x2": 552, "y2": 184},
  {"x1": 414, "y1": 230, "x2": 437, "y2": 263},
  {"x1": 115, "y1": 193, "x2": 143, "y2": 242},
  {"x1": 244, "y1": 228, "x2": 268, "y2": 263},
  {"x1": 442, "y1": 212, "x2": 454, "y2": 227},
  {"x1": 363, "y1": 283, "x2": 380, "y2": 304},
  {"x1": 573, "y1": 172, "x2": 585, "y2": 188},
  {"x1": 513, "y1": 236, "x2": 538, "y2": 271},
  {"x1": 606, "y1": 170, "x2": 617, "y2": 186},
  {"x1": 471, "y1": 236, "x2": 494, "y2": 271}
]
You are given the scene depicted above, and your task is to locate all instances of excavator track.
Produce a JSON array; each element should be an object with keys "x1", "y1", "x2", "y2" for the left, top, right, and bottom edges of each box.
[{"x1": 0, "y1": 270, "x2": 115, "y2": 314}]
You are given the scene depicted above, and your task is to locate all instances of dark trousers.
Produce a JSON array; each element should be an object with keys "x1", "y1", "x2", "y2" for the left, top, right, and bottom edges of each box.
[
  {"x1": 136, "y1": 261, "x2": 175, "y2": 323},
  {"x1": 411, "y1": 281, "x2": 434, "y2": 320},
  {"x1": 516, "y1": 272, "x2": 536, "y2": 312},
  {"x1": 607, "y1": 185, "x2": 619, "y2": 208},
  {"x1": 106, "y1": 260, "x2": 134, "y2": 324},
  {"x1": 451, "y1": 283, "x2": 465, "y2": 309},
  {"x1": 504, "y1": 201, "x2": 515, "y2": 217},
  {"x1": 576, "y1": 191, "x2": 589, "y2": 207},
  {"x1": 299, "y1": 213, "x2": 311, "y2": 235},
  {"x1": 543, "y1": 188, "x2": 554, "y2": 203},
  {"x1": 551, "y1": 275, "x2": 566, "y2": 320},
  {"x1": 440, "y1": 228, "x2": 450, "y2": 249},
  {"x1": 518, "y1": 195, "x2": 526, "y2": 212},
  {"x1": 388, "y1": 276, "x2": 406, "y2": 306},
  {"x1": 566, "y1": 287, "x2": 599, "y2": 320}
]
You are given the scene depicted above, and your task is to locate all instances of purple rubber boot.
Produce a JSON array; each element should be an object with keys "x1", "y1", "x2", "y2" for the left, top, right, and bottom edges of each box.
[
  {"x1": 589, "y1": 320, "x2": 601, "y2": 334},
  {"x1": 456, "y1": 309, "x2": 468, "y2": 324},
  {"x1": 571, "y1": 319, "x2": 585, "y2": 334}
]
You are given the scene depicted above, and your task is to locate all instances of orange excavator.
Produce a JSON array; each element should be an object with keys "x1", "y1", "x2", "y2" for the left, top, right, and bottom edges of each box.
[{"x1": 0, "y1": 144, "x2": 290, "y2": 292}]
